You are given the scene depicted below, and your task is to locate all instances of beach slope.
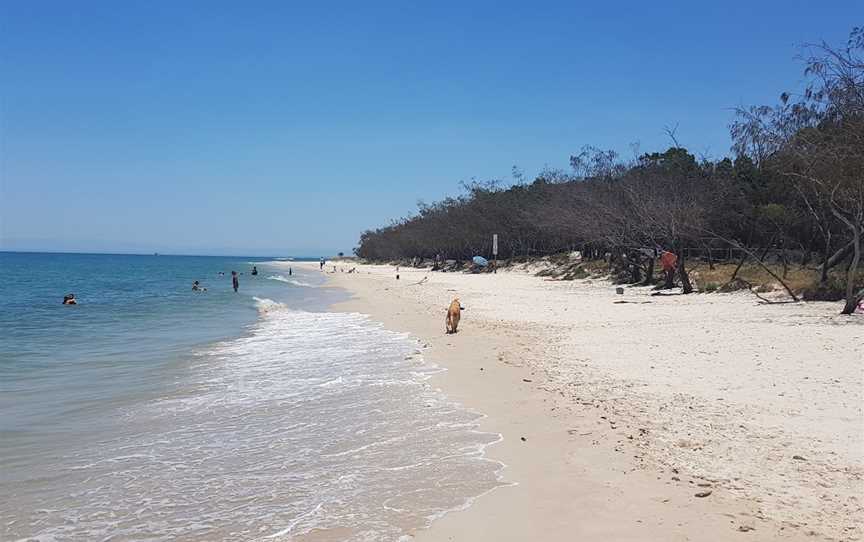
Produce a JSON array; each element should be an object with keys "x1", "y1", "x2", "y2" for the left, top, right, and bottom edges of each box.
[{"x1": 302, "y1": 262, "x2": 863, "y2": 541}]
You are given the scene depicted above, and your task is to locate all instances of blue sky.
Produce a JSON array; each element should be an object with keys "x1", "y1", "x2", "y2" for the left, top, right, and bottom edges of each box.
[{"x1": 0, "y1": 1, "x2": 857, "y2": 256}]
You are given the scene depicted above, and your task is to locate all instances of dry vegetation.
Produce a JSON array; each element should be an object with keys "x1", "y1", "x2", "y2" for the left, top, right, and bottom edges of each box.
[{"x1": 509, "y1": 257, "x2": 845, "y2": 298}]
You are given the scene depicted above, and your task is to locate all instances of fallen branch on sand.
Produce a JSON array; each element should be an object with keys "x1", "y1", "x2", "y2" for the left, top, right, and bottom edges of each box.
[
  {"x1": 732, "y1": 278, "x2": 799, "y2": 305},
  {"x1": 700, "y1": 229, "x2": 800, "y2": 302}
]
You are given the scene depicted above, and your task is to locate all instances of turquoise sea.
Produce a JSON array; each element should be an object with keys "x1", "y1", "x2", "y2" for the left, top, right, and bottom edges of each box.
[{"x1": 0, "y1": 252, "x2": 502, "y2": 541}]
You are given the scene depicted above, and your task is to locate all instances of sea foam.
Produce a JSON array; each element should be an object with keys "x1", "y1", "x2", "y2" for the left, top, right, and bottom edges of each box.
[
  {"x1": 267, "y1": 274, "x2": 315, "y2": 288},
  {"x1": 4, "y1": 297, "x2": 504, "y2": 541}
]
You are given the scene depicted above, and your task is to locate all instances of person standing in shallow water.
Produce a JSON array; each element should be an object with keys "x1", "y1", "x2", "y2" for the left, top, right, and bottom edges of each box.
[{"x1": 231, "y1": 271, "x2": 239, "y2": 293}]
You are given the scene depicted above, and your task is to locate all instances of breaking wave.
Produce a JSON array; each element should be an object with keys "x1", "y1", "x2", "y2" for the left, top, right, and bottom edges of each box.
[
  {"x1": 267, "y1": 274, "x2": 315, "y2": 288},
  {"x1": 5, "y1": 298, "x2": 505, "y2": 540}
]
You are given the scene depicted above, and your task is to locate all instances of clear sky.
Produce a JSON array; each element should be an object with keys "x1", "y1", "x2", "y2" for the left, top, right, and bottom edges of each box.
[{"x1": 0, "y1": 1, "x2": 857, "y2": 256}]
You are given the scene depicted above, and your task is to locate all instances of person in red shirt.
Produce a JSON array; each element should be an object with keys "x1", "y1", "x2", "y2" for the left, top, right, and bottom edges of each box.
[{"x1": 660, "y1": 250, "x2": 678, "y2": 288}]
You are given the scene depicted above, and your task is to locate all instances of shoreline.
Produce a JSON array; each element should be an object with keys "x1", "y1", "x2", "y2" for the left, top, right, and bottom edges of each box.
[{"x1": 296, "y1": 261, "x2": 863, "y2": 541}]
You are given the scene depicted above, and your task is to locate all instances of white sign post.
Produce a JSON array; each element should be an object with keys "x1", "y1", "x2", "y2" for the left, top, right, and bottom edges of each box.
[{"x1": 492, "y1": 234, "x2": 498, "y2": 273}]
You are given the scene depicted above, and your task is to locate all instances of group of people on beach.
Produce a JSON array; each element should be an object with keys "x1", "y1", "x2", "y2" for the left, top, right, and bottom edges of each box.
[{"x1": 319, "y1": 257, "x2": 356, "y2": 275}]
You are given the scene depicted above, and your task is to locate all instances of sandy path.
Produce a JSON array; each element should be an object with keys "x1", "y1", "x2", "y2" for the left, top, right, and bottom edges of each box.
[{"x1": 295, "y1": 261, "x2": 863, "y2": 541}]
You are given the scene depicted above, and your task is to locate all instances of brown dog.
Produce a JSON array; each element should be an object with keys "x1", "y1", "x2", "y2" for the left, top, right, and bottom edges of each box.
[{"x1": 445, "y1": 298, "x2": 461, "y2": 334}]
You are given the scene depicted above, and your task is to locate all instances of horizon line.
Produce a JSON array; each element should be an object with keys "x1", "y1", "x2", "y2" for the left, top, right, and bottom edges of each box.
[{"x1": 0, "y1": 249, "x2": 341, "y2": 259}]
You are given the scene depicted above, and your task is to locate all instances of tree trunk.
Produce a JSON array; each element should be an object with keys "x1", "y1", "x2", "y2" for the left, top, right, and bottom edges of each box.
[
  {"x1": 819, "y1": 239, "x2": 853, "y2": 283},
  {"x1": 676, "y1": 240, "x2": 694, "y2": 294},
  {"x1": 819, "y1": 243, "x2": 830, "y2": 286},
  {"x1": 642, "y1": 256, "x2": 655, "y2": 286},
  {"x1": 781, "y1": 247, "x2": 789, "y2": 279},
  {"x1": 730, "y1": 250, "x2": 748, "y2": 281},
  {"x1": 630, "y1": 256, "x2": 642, "y2": 283},
  {"x1": 801, "y1": 228, "x2": 818, "y2": 267},
  {"x1": 841, "y1": 226, "x2": 861, "y2": 315},
  {"x1": 678, "y1": 258, "x2": 694, "y2": 294}
]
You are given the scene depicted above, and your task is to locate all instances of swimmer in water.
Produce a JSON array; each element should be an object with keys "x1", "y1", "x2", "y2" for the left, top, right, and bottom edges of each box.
[
  {"x1": 62, "y1": 293, "x2": 77, "y2": 305},
  {"x1": 192, "y1": 280, "x2": 206, "y2": 291},
  {"x1": 232, "y1": 271, "x2": 239, "y2": 293}
]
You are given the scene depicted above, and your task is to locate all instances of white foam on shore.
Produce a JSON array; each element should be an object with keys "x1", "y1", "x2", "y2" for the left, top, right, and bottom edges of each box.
[
  {"x1": 266, "y1": 274, "x2": 315, "y2": 287},
  {"x1": 6, "y1": 298, "x2": 505, "y2": 541}
]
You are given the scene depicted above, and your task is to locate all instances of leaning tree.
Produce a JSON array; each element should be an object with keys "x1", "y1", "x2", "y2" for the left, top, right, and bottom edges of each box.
[{"x1": 731, "y1": 27, "x2": 864, "y2": 313}]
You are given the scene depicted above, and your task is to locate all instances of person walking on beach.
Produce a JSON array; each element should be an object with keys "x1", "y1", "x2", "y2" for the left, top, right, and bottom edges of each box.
[
  {"x1": 231, "y1": 271, "x2": 239, "y2": 293},
  {"x1": 319, "y1": 257, "x2": 325, "y2": 271}
]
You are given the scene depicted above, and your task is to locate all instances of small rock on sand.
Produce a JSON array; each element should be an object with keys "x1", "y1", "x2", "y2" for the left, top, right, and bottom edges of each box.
[{"x1": 694, "y1": 490, "x2": 712, "y2": 498}]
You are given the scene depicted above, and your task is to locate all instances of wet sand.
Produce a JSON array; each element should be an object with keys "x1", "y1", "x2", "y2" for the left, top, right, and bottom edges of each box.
[{"x1": 298, "y1": 261, "x2": 863, "y2": 541}]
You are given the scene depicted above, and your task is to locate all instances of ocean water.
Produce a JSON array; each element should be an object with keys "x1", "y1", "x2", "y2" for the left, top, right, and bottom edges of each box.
[{"x1": 0, "y1": 253, "x2": 503, "y2": 541}]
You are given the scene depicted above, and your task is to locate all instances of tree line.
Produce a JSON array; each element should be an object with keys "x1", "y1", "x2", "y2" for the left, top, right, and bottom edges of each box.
[{"x1": 355, "y1": 28, "x2": 863, "y2": 314}]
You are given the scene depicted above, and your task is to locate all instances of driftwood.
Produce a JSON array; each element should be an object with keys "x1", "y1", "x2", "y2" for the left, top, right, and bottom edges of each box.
[
  {"x1": 702, "y1": 230, "x2": 799, "y2": 302},
  {"x1": 735, "y1": 278, "x2": 799, "y2": 305}
]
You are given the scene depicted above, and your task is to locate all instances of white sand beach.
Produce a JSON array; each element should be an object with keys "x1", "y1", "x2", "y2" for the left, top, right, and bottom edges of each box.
[{"x1": 295, "y1": 261, "x2": 863, "y2": 541}]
